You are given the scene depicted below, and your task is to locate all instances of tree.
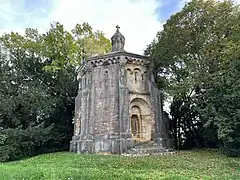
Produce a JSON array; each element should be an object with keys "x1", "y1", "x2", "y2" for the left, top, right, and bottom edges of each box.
[
  {"x1": 0, "y1": 22, "x2": 111, "y2": 161},
  {"x1": 146, "y1": 0, "x2": 240, "y2": 155},
  {"x1": 42, "y1": 22, "x2": 111, "y2": 72},
  {"x1": 0, "y1": 31, "x2": 56, "y2": 160}
]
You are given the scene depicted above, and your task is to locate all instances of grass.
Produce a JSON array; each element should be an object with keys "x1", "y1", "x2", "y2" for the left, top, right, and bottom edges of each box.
[{"x1": 0, "y1": 149, "x2": 239, "y2": 180}]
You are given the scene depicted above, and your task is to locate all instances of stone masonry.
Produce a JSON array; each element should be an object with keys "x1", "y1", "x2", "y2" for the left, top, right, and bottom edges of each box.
[{"x1": 70, "y1": 26, "x2": 172, "y2": 154}]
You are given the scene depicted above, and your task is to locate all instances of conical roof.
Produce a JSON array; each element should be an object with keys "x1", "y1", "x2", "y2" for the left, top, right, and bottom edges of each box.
[{"x1": 111, "y1": 25, "x2": 125, "y2": 52}]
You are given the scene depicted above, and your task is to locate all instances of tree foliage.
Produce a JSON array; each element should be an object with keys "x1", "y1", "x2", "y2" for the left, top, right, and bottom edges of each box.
[
  {"x1": 0, "y1": 22, "x2": 111, "y2": 161},
  {"x1": 146, "y1": 0, "x2": 240, "y2": 156}
]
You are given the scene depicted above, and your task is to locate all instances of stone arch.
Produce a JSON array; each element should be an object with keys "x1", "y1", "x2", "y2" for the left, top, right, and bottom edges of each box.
[
  {"x1": 126, "y1": 68, "x2": 133, "y2": 86},
  {"x1": 133, "y1": 68, "x2": 141, "y2": 83},
  {"x1": 129, "y1": 98, "x2": 153, "y2": 141},
  {"x1": 142, "y1": 71, "x2": 147, "y2": 81},
  {"x1": 134, "y1": 68, "x2": 141, "y2": 72},
  {"x1": 127, "y1": 68, "x2": 132, "y2": 74}
]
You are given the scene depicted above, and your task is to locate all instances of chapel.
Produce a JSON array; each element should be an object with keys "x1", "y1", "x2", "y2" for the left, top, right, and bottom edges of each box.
[{"x1": 70, "y1": 26, "x2": 172, "y2": 154}]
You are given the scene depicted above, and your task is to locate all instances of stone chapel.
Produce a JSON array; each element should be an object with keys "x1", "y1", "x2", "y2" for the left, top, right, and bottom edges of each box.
[{"x1": 70, "y1": 26, "x2": 172, "y2": 154}]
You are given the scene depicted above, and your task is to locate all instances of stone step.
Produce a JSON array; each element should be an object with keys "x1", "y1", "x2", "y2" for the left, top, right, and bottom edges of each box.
[
  {"x1": 125, "y1": 140, "x2": 174, "y2": 155},
  {"x1": 127, "y1": 146, "x2": 174, "y2": 154},
  {"x1": 122, "y1": 151, "x2": 176, "y2": 157},
  {"x1": 123, "y1": 140, "x2": 174, "y2": 156}
]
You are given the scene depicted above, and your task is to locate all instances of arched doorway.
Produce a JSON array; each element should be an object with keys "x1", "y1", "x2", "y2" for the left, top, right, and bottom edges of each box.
[
  {"x1": 129, "y1": 98, "x2": 153, "y2": 142},
  {"x1": 130, "y1": 114, "x2": 141, "y2": 138}
]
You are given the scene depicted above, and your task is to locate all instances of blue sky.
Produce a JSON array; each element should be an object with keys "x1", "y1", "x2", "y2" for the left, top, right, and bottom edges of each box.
[
  {"x1": 0, "y1": 0, "x2": 239, "y2": 54},
  {"x1": 155, "y1": 0, "x2": 188, "y2": 21},
  {"x1": 0, "y1": 0, "x2": 54, "y2": 28}
]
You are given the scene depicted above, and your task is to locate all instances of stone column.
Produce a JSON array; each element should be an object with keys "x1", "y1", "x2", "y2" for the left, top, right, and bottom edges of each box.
[
  {"x1": 149, "y1": 74, "x2": 162, "y2": 143},
  {"x1": 118, "y1": 58, "x2": 133, "y2": 153}
]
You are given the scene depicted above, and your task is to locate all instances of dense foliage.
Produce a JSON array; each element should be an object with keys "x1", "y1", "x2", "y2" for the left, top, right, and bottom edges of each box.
[
  {"x1": 145, "y1": 0, "x2": 240, "y2": 156},
  {"x1": 0, "y1": 22, "x2": 111, "y2": 162}
]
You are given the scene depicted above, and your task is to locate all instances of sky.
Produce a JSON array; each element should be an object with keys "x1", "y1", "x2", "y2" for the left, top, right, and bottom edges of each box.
[
  {"x1": 0, "y1": 0, "x2": 239, "y2": 55},
  {"x1": 0, "y1": 0, "x2": 192, "y2": 55}
]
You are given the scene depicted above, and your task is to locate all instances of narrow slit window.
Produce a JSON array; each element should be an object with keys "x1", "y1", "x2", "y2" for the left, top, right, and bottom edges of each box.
[{"x1": 135, "y1": 72, "x2": 138, "y2": 83}]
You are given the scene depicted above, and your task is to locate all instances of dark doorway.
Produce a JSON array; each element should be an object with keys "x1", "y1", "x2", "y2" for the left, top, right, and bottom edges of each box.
[{"x1": 131, "y1": 115, "x2": 141, "y2": 138}]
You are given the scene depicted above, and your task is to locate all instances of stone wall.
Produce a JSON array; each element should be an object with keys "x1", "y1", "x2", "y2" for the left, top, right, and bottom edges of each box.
[{"x1": 70, "y1": 51, "x2": 172, "y2": 154}]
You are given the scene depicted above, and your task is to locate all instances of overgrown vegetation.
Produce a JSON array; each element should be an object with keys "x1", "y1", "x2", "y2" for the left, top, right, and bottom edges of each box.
[{"x1": 0, "y1": 150, "x2": 239, "y2": 179}]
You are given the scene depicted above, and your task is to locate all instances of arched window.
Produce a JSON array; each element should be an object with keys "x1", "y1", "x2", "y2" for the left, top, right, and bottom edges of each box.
[
  {"x1": 127, "y1": 68, "x2": 132, "y2": 74},
  {"x1": 134, "y1": 68, "x2": 141, "y2": 83},
  {"x1": 134, "y1": 72, "x2": 138, "y2": 83},
  {"x1": 142, "y1": 71, "x2": 147, "y2": 82},
  {"x1": 104, "y1": 70, "x2": 109, "y2": 87},
  {"x1": 104, "y1": 70, "x2": 108, "y2": 79}
]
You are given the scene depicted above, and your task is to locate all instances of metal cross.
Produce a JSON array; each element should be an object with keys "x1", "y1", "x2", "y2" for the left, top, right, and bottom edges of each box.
[{"x1": 116, "y1": 25, "x2": 120, "y2": 31}]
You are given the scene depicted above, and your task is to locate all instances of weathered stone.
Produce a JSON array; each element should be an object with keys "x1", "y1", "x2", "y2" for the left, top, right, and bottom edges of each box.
[{"x1": 70, "y1": 26, "x2": 172, "y2": 154}]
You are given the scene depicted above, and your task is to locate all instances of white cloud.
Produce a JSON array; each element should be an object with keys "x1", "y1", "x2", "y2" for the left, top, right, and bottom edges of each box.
[
  {"x1": 0, "y1": 0, "x2": 163, "y2": 55},
  {"x1": 2, "y1": 0, "x2": 239, "y2": 55},
  {"x1": 43, "y1": 0, "x2": 163, "y2": 55}
]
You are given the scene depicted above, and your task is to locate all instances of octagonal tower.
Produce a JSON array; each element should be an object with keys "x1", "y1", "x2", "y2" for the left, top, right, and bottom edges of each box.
[{"x1": 70, "y1": 26, "x2": 171, "y2": 154}]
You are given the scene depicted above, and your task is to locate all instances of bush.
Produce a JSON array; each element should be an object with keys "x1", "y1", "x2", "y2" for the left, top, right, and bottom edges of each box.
[{"x1": 0, "y1": 123, "x2": 53, "y2": 162}]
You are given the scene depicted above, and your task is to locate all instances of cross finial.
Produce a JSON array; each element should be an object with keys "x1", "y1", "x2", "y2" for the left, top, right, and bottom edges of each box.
[{"x1": 116, "y1": 25, "x2": 120, "y2": 31}]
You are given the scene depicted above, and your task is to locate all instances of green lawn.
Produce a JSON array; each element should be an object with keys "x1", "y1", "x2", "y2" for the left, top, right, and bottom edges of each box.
[{"x1": 0, "y1": 149, "x2": 239, "y2": 180}]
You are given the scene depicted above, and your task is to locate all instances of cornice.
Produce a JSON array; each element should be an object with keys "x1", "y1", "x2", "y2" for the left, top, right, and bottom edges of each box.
[
  {"x1": 88, "y1": 51, "x2": 149, "y2": 61},
  {"x1": 77, "y1": 51, "x2": 150, "y2": 76}
]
